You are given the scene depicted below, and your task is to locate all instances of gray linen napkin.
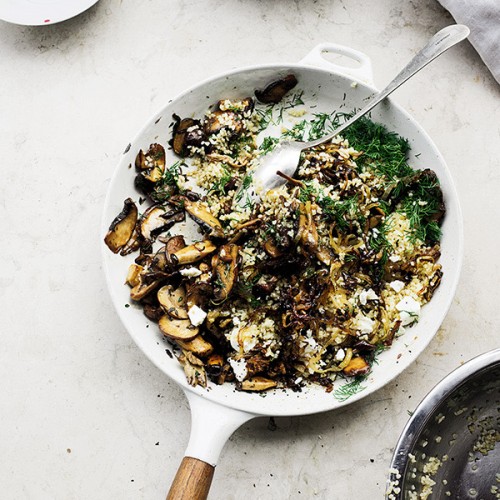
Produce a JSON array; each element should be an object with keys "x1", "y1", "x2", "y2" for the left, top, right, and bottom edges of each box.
[{"x1": 438, "y1": 0, "x2": 500, "y2": 83}]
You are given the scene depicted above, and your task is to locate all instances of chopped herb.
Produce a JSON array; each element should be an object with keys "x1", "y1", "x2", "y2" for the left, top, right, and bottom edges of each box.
[
  {"x1": 368, "y1": 221, "x2": 392, "y2": 263},
  {"x1": 235, "y1": 173, "x2": 253, "y2": 204},
  {"x1": 283, "y1": 90, "x2": 305, "y2": 109},
  {"x1": 255, "y1": 106, "x2": 275, "y2": 132},
  {"x1": 342, "y1": 116, "x2": 413, "y2": 179},
  {"x1": 259, "y1": 136, "x2": 280, "y2": 155},
  {"x1": 332, "y1": 376, "x2": 367, "y2": 402}
]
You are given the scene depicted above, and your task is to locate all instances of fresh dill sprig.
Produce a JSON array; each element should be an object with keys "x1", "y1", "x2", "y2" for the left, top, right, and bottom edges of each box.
[
  {"x1": 276, "y1": 91, "x2": 306, "y2": 124},
  {"x1": 256, "y1": 106, "x2": 275, "y2": 132},
  {"x1": 368, "y1": 221, "x2": 392, "y2": 263},
  {"x1": 399, "y1": 197, "x2": 442, "y2": 243},
  {"x1": 342, "y1": 116, "x2": 413, "y2": 179},
  {"x1": 298, "y1": 180, "x2": 320, "y2": 202},
  {"x1": 308, "y1": 112, "x2": 341, "y2": 140},
  {"x1": 282, "y1": 120, "x2": 308, "y2": 141},
  {"x1": 235, "y1": 173, "x2": 253, "y2": 202},
  {"x1": 152, "y1": 161, "x2": 183, "y2": 201},
  {"x1": 298, "y1": 181, "x2": 364, "y2": 231},
  {"x1": 259, "y1": 136, "x2": 280, "y2": 155},
  {"x1": 231, "y1": 134, "x2": 254, "y2": 158},
  {"x1": 281, "y1": 111, "x2": 341, "y2": 142},
  {"x1": 284, "y1": 90, "x2": 305, "y2": 109},
  {"x1": 162, "y1": 161, "x2": 182, "y2": 187},
  {"x1": 332, "y1": 376, "x2": 367, "y2": 402},
  {"x1": 234, "y1": 173, "x2": 255, "y2": 210},
  {"x1": 319, "y1": 195, "x2": 363, "y2": 231}
]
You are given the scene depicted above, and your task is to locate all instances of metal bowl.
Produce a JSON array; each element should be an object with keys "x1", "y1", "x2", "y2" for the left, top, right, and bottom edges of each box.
[{"x1": 387, "y1": 349, "x2": 500, "y2": 499}]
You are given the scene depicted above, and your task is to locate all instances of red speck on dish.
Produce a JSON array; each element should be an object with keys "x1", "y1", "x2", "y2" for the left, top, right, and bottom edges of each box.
[{"x1": 44, "y1": 19, "x2": 51, "y2": 23}]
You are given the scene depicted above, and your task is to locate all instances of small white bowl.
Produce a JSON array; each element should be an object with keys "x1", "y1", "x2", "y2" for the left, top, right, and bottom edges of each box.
[{"x1": 0, "y1": 0, "x2": 99, "y2": 26}]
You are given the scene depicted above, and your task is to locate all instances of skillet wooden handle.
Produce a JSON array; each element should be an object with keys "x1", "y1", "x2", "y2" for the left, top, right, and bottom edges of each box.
[{"x1": 167, "y1": 456, "x2": 215, "y2": 500}]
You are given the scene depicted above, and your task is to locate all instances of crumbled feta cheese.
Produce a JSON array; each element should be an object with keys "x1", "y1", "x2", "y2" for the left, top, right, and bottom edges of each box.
[
  {"x1": 334, "y1": 348, "x2": 345, "y2": 362},
  {"x1": 187, "y1": 305, "x2": 207, "y2": 326},
  {"x1": 396, "y1": 296, "x2": 421, "y2": 326},
  {"x1": 389, "y1": 254, "x2": 401, "y2": 263},
  {"x1": 179, "y1": 267, "x2": 202, "y2": 277},
  {"x1": 359, "y1": 288, "x2": 378, "y2": 305},
  {"x1": 228, "y1": 358, "x2": 247, "y2": 382},
  {"x1": 390, "y1": 280, "x2": 405, "y2": 293},
  {"x1": 355, "y1": 315, "x2": 375, "y2": 333}
]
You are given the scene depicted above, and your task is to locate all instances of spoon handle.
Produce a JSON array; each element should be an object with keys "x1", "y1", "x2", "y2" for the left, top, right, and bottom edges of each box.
[{"x1": 305, "y1": 24, "x2": 470, "y2": 148}]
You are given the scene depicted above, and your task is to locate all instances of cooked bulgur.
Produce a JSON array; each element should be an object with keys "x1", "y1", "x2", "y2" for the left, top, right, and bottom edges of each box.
[{"x1": 106, "y1": 79, "x2": 445, "y2": 395}]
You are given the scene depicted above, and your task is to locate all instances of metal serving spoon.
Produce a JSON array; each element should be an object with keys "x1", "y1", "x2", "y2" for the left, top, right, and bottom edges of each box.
[{"x1": 235, "y1": 24, "x2": 469, "y2": 206}]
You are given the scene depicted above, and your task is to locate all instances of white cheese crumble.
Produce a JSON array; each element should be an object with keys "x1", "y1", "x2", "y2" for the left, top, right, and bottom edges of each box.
[
  {"x1": 389, "y1": 254, "x2": 401, "y2": 262},
  {"x1": 187, "y1": 305, "x2": 207, "y2": 326},
  {"x1": 179, "y1": 267, "x2": 202, "y2": 277},
  {"x1": 359, "y1": 288, "x2": 378, "y2": 305},
  {"x1": 334, "y1": 348, "x2": 345, "y2": 362},
  {"x1": 396, "y1": 296, "x2": 421, "y2": 326},
  {"x1": 228, "y1": 358, "x2": 247, "y2": 382},
  {"x1": 354, "y1": 314, "x2": 375, "y2": 334},
  {"x1": 390, "y1": 280, "x2": 405, "y2": 293}
]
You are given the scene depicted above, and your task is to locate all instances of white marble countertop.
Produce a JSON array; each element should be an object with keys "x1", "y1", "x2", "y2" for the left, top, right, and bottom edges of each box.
[{"x1": 1, "y1": 1, "x2": 499, "y2": 499}]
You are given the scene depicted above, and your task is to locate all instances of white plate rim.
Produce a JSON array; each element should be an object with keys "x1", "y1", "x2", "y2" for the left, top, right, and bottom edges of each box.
[{"x1": 0, "y1": 0, "x2": 99, "y2": 26}]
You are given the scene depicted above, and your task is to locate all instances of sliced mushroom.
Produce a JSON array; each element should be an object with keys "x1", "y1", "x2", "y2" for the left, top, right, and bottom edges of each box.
[
  {"x1": 130, "y1": 278, "x2": 162, "y2": 301},
  {"x1": 120, "y1": 225, "x2": 141, "y2": 256},
  {"x1": 143, "y1": 303, "x2": 164, "y2": 322},
  {"x1": 135, "y1": 143, "x2": 165, "y2": 183},
  {"x1": 165, "y1": 235, "x2": 186, "y2": 264},
  {"x1": 229, "y1": 218, "x2": 262, "y2": 244},
  {"x1": 159, "y1": 315, "x2": 199, "y2": 341},
  {"x1": 366, "y1": 204, "x2": 386, "y2": 230},
  {"x1": 263, "y1": 238, "x2": 282, "y2": 258},
  {"x1": 171, "y1": 240, "x2": 217, "y2": 265},
  {"x1": 104, "y1": 198, "x2": 138, "y2": 253},
  {"x1": 170, "y1": 115, "x2": 206, "y2": 157},
  {"x1": 343, "y1": 356, "x2": 370, "y2": 377},
  {"x1": 204, "y1": 110, "x2": 243, "y2": 137},
  {"x1": 125, "y1": 263, "x2": 143, "y2": 288},
  {"x1": 176, "y1": 335, "x2": 214, "y2": 357},
  {"x1": 140, "y1": 204, "x2": 185, "y2": 241},
  {"x1": 151, "y1": 246, "x2": 168, "y2": 272},
  {"x1": 157, "y1": 285, "x2": 188, "y2": 319},
  {"x1": 425, "y1": 268, "x2": 443, "y2": 301},
  {"x1": 134, "y1": 172, "x2": 157, "y2": 197},
  {"x1": 215, "y1": 97, "x2": 254, "y2": 115},
  {"x1": 240, "y1": 377, "x2": 277, "y2": 392},
  {"x1": 206, "y1": 353, "x2": 225, "y2": 379},
  {"x1": 185, "y1": 282, "x2": 212, "y2": 310},
  {"x1": 255, "y1": 74, "x2": 298, "y2": 104},
  {"x1": 178, "y1": 350, "x2": 207, "y2": 387},
  {"x1": 183, "y1": 199, "x2": 224, "y2": 238},
  {"x1": 212, "y1": 244, "x2": 240, "y2": 302}
]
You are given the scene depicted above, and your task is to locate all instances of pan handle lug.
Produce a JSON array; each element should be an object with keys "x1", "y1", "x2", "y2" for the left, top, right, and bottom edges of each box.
[
  {"x1": 299, "y1": 43, "x2": 375, "y2": 86},
  {"x1": 183, "y1": 390, "x2": 256, "y2": 466}
]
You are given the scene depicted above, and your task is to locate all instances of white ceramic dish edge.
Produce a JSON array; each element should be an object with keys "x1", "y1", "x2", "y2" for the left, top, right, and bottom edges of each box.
[{"x1": 0, "y1": 0, "x2": 99, "y2": 26}]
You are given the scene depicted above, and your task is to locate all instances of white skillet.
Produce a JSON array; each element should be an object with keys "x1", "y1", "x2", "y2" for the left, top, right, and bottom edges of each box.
[{"x1": 102, "y1": 44, "x2": 463, "y2": 498}]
